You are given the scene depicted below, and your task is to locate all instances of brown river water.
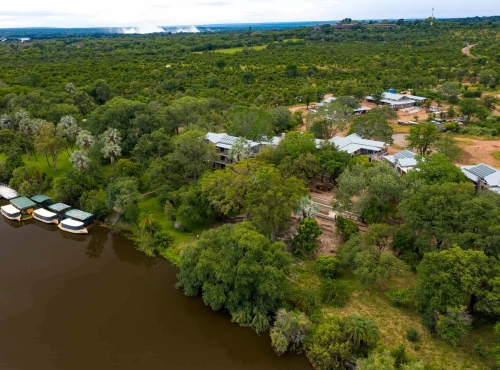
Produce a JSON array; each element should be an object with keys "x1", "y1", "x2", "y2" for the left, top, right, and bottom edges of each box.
[{"x1": 0, "y1": 206, "x2": 310, "y2": 370}]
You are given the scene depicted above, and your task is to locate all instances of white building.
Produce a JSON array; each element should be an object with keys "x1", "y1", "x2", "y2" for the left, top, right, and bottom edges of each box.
[
  {"x1": 383, "y1": 150, "x2": 418, "y2": 174},
  {"x1": 366, "y1": 92, "x2": 427, "y2": 110},
  {"x1": 329, "y1": 133, "x2": 387, "y2": 155},
  {"x1": 461, "y1": 163, "x2": 500, "y2": 194},
  {"x1": 205, "y1": 133, "x2": 263, "y2": 169}
]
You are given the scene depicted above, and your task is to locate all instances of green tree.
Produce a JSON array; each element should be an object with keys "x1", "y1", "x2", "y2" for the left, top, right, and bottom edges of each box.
[
  {"x1": 135, "y1": 216, "x2": 173, "y2": 257},
  {"x1": 270, "y1": 309, "x2": 311, "y2": 355},
  {"x1": 130, "y1": 128, "x2": 171, "y2": 165},
  {"x1": 79, "y1": 190, "x2": 109, "y2": 221},
  {"x1": 227, "y1": 106, "x2": 275, "y2": 142},
  {"x1": 53, "y1": 176, "x2": 84, "y2": 206},
  {"x1": 405, "y1": 153, "x2": 467, "y2": 185},
  {"x1": 268, "y1": 106, "x2": 293, "y2": 133},
  {"x1": 9, "y1": 165, "x2": 50, "y2": 197},
  {"x1": 350, "y1": 113, "x2": 393, "y2": 143},
  {"x1": 291, "y1": 218, "x2": 323, "y2": 258},
  {"x1": 440, "y1": 82, "x2": 461, "y2": 97},
  {"x1": 90, "y1": 79, "x2": 112, "y2": 105},
  {"x1": 76, "y1": 130, "x2": 95, "y2": 155},
  {"x1": 34, "y1": 122, "x2": 66, "y2": 171},
  {"x1": 370, "y1": 106, "x2": 398, "y2": 120},
  {"x1": 405, "y1": 123, "x2": 440, "y2": 155},
  {"x1": 306, "y1": 321, "x2": 352, "y2": 370},
  {"x1": 479, "y1": 69, "x2": 497, "y2": 88},
  {"x1": 415, "y1": 246, "x2": 500, "y2": 315},
  {"x1": 299, "y1": 86, "x2": 317, "y2": 108},
  {"x1": 177, "y1": 222, "x2": 293, "y2": 333},
  {"x1": 105, "y1": 177, "x2": 140, "y2": 211},
  {"x1": 459, "y1": 98, "x2": 489, "y2": 123},
  {"x1": 164, "y1": 96, "x2": 210, "y2": 134},
  {"x1": 70, "y1": 151, "x2": 91, "y2": 179},
  {"x1": 307, "y1": 102, "x2": 352, "y2": 139},
  {"x1": 275, "y1": 131, "x2": 317, "y2": 160},
  {"x1": 371, "y1": 90, "x2": 385, "y2": 105}
]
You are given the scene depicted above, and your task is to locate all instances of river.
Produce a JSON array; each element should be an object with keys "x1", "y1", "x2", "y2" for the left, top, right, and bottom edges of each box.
[{"x1": 0, "y1": 207, "x2": 310, "y2": 370}]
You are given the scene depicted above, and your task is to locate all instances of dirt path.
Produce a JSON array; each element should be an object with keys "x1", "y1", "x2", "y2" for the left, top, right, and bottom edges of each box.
[{"x1": 462, "y1": 44, "x2": 477, "y2": 58}]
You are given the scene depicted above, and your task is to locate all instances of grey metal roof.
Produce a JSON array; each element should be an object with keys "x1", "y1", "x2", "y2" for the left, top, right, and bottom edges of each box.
[
  {"x1": 218, "y1": 135, "x2": 239, "y2": 146},
  {"x1": 31, "y1": 194, "x2": 53, "y2": 203},
  {"x1": 48, "y1": 203, "x2": 72, "y2": 212},
  {"x1": 394, "y1": 150, "x2": 416, "y2": 160},
  {"x1": 468, "y1": 164, "x2": 497, "y2": 179},
  {"x1": 65, "y1": 209, "x2": 94, "y2": 221},
  {"x1": 10, "y1": 196, "x2": 37, "y2": 210}
]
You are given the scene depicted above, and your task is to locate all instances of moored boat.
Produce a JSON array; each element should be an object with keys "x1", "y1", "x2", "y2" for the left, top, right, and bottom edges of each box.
[
  {"x1": 33, "y1": 208, "x2": 59, "y2": 224},
  {"x1": 1, "y1": 204, "x2": 21, "y2": 221},
  {"x1": 58, "y1": 219, "x2": 88, "y2": 234}
]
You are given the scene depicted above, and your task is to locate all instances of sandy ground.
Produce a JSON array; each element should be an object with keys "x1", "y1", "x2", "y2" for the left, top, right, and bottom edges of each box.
[{"x1": 456, "y1": 138, "x2": 500, "y2": 167}]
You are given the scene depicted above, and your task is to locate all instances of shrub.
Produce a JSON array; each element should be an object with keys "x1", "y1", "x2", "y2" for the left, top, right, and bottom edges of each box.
[
  {"x1": 321, "y1": 279, "x2": 350, "y2": 307},
  {"x1": 291, "y1": 218, "x2": 323, "y2": 258},
  {"x1": 315, "y1": 255, "x2": 341, "y2": 279},
  {"x1": 291, "y1": 286, "x2": 321, "y2": 315},
  {"x1": 436, "y1": 307, "x2": 472, "y2": 346},
  {"x1": 270, "y1": 309, "x2": 311, "y2": 355},
  {"x1": 386, "y1": 288, "x2": 411, "y2": 306},
  {"x1": 390, "y1": 344, "x2": 409, "y2": 367},
  {"x1": 336, "y1": 215, "x2": 359, "y2": 241},
  {"x1": 406, "y1": 328, "x2": 419, "y2": 342}
]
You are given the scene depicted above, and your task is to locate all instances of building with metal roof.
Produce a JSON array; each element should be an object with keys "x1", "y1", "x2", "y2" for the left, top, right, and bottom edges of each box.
[
  {"x1": 10, "y1": 196, "x2": 37, "y2": 211},
  {"x1": 383, "y1": 150, "x2": 418, "y2": 173},
  {"x1": 461, "y1": 163, "x2": 500, "y2": 193},
  {"x1": 65, "y1": 209, "x2": 95, "y2": 225},
  {"x1": 206, "y1": 133, "x2": 264, "y2": 169},
  {"x1": 366, "y1": 92, "x2": 427, "y2": 110},
  {"x1": 329, "y1": 133, "x2": 388, "y2": 155}
]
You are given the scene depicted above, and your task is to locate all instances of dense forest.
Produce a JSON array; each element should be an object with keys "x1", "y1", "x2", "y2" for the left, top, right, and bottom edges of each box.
[{"x1": 3, "y1": 16, "x2": 500, "y2": 369}]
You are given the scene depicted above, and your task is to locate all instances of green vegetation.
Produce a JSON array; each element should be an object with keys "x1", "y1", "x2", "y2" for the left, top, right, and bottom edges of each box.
[{"x1": 3, "y1": 16, "x2": 500, "y2": 370}]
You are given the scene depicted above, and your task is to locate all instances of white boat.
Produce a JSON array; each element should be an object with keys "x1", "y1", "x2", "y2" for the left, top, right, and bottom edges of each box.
[
  {"x1": 33, "y1": 208, "x2": 59, "y2": 224},
  {"x1": 1, "y1": 205, "x2": 21, "y2": 221},
  {"x1": 58, "y1": 218, "x2": 88, "y2": 234}
]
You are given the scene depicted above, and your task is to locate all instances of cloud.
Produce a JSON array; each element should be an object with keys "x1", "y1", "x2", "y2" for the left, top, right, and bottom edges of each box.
[{"x1": 195, "y1": 2, "x2": 231, "y2": 6}]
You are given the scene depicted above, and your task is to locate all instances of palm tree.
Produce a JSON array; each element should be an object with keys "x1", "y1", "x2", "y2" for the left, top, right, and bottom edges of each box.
[
  {"x1": 76, "y1": 130, "x2": 95, "y2": 154},
  {"x1": 60, "y1": 116, "x2": 80, "y2": 152},
  {"x1": 70, "y1": 151, "x2": 91, "y2": 179},
  {"x1": 294, "y1": 196, "x2": 319, "y2": 220},
  {"x1": 228, "y1": 137, "x2": 251, "y2": 163},
  {"x1": 343, "y1": 315, "x2": 381, "y2": 351},
  {"x1": 101, "y1": 142, "x2": 122, "y2": 177},
  {"x1": 101, "y1": 128, "x2": 121, "y2": 145}
]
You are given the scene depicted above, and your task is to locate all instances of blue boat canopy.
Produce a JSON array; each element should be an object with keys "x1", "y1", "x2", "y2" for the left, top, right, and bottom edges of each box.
[
  {"x1": 48, "y1": 203, "x2": 72, "y2": 213},
  {"x1": 10, "y1": 196, "x2": 37, "y2": 211},
  {"x1": 65, "y1": 209, "x2": 94, "y2": 222},
  {"x1": 31, "y1": 194, "x2": 53, "y2": 204}
]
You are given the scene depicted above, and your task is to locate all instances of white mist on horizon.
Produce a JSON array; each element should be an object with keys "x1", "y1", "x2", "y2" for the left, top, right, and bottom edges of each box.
[
  {"x1": 121, "y1": 23, "x2": 165, "y2": 34},
  {"x1": 172, "y1": 26, "x2": 201, "y2": 33}
]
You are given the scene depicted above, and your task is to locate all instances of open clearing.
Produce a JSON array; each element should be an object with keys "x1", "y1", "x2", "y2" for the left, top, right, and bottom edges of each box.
[{"x1": 194, "y1": 45, "x2": 268, "y2": 54}]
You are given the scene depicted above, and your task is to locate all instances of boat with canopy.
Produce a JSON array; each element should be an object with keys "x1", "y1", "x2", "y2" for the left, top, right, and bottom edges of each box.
[
  {"x1": 1, "y1": 204, "x2": 21, "y2": 221},
  {"x1": 58, "y1": 218, "x2": 88, "y2": 234},
  {"x1": 33, "y1": 208, "x2": 59, "y2": 224}
]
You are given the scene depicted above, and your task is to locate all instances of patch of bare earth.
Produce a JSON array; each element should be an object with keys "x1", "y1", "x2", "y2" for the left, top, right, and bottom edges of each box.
[{"x1": 456, "y1": 138, "x2": 500, "y2": 167}]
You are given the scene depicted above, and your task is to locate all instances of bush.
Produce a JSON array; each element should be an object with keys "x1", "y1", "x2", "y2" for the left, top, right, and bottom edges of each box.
[
  {"x1": 270, "y1": 309, "x2": 311, "y2": 355},
  {"x1": 436, "y1": 307, "x2": 472, "y2": 346},
  {"x1": 386, "y1": 288, "x2": 411, "y2": 306},
  {"x1": 321, "y1": 279, "x2": 350, "y2": 307},
  {"x1": 79, "y1": 190, "x2": 109, "y2": 221},
  {"x1": 291, "y1": 218, "x2": 323, "y2": 258},
  {"x1": 443, "y1": 122, "x2": 460, "y2": 132},
  {"x1": 390, "y1": 344, "x2": 409, "y2": 367},
  {"x1": 406, "y1": 328, "x2": 419, "y2": 342},
  {"x1": 291, "y1": 286, "x2": 321, "y2": 315},
  {"x1": 336, "y1": 215, "x2": 359, "y2": 242},
  {"x1": 315, "y1": 255, "x2": 341, "y2": 279}
]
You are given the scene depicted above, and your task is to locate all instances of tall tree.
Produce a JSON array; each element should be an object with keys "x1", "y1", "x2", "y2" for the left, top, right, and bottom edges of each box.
[
  {"x1": 34, "y1": 122, "x2": 66, "y2": 171},
  {"x1": 405, "y1": 123, "x2": 440, "y2": 155},
  {"x1": 350, "y1": 113, "x2": 393, "y2": 143},
  {"x1": 100, "y1": 128, "x2": 122, "y2": 176},
  {"x1": 227, "y1": 106, "x2": 275, "y2": 142},
  {"x1": 307, "y1": 102, "x2": 352, "y2": 139},
  {"x1": 228, "y1": 137, "x2": 251, "y2": 163},
  {"x1": 177, "y1": 222, "x2": 293, "y2": 333}
]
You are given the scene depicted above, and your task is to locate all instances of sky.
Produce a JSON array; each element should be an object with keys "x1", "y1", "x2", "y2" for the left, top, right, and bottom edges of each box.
[{"x1": 0, "y1": 0, "x2": 499, "y2": 28}]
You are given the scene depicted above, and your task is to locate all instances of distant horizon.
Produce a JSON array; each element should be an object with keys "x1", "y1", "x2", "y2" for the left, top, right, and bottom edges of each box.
[{"x1": 0, "y1": 16, "x2": 498, "y2": 31}]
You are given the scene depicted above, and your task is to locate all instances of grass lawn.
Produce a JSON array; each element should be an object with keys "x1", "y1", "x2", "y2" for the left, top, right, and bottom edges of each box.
[
  {"x1": 293, "y1": 262, "x2": 495, "y2": 369},
  {"x1": 492, "y1": 151, "x2": 500, "y2": 161},
  {"x1": 194, "y1": 45, "x2": 268, "y2": 54}
]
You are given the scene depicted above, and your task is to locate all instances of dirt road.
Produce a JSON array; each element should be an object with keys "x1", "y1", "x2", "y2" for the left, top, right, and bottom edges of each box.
[{"x1": 462, "y1": 44, "x2": 477, "y2": 58}]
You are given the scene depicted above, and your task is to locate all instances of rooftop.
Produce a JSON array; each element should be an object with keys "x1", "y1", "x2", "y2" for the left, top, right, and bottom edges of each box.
[
  {"x1": 1, "y1": 204, "x2": 20, "y2": 215},
  {"x1": 61, "y1": 219, "x2": 85, "y2": 227},
  {"x1": 34, "y1": 208, "x2": 57, "y2": 217},
  {"x1": 329, "y1": 133, "x2": 387, "y2": 154},
  {"x1": 65, "y1": 209, "x2": 94, "y2": 221},
  {"x1": 383, "y1": 150, "x2": 418, "y2": 168},
  {"x1": 48, "y1": 203, "x2": 72, "y2": 212},
  {"x1": 206, "y1": 133, "x2": 261, "y2": 149},
  {"x1": 31, "y1": 194, "x2": 53, "y2": 204},
  {"x1": 461, "y1": 163, "x2": 500, "y2": 192},
  {"x1": 0, "y1": 185, "x2": 18, "y2": 200},
  {"x1": 10, "y1": 196, "x2": 37, "y2": 210}
]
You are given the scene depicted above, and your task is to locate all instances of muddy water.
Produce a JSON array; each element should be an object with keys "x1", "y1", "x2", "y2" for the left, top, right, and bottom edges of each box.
[{"x1": 0, "y1": 213, "x2": 310, "y2": 370}]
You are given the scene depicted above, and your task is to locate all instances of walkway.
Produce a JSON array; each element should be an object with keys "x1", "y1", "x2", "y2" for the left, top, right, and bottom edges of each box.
[{"x1": 0, "y1": 184, "x2": 18, "y2": 200}]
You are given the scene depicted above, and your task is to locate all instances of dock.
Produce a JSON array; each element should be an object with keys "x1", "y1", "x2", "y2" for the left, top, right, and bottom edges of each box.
[{"x1": 0, "y1": 184, "x2": 18, "y2": 200}]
